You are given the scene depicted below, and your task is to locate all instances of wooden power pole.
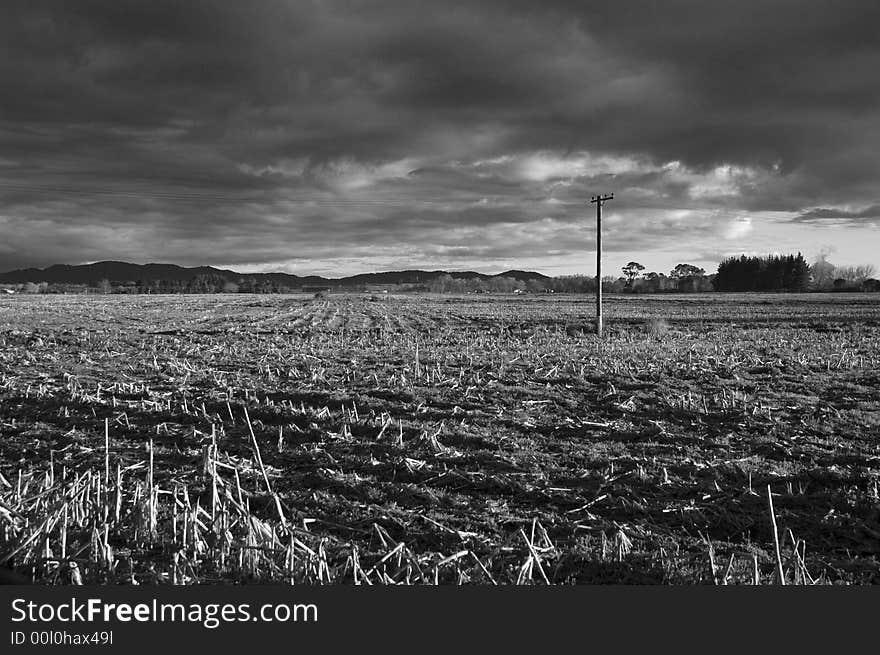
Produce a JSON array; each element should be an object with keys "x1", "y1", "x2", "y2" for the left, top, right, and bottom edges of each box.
[{"x1": 590, "y1": 193, "x2": 613, "y2": 337}]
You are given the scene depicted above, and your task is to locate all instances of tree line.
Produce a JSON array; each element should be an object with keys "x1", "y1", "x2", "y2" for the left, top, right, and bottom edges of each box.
[
  {"x1": 617, "y1": 254, "x2": 877, "y2": 293},
  {"x1": 807, "y1": 255, "x2": 878, "y2": 291},
  {"x1": 713, "y1": 253, "x2": 877, "y2": 292},
  {"x1": 714, "y1": 254, "x2": 811, "y2": 291},
  {"x1": 618, "y1": 262, "x2": 714, "y2": 293},
  {"x1": 5, "y1": 274, "x2": 294, "y2": 295}
]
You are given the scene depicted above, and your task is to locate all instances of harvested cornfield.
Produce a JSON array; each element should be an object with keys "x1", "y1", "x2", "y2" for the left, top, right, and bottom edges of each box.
[{"x1": 1, "y1": 292, "x2": 879, "y2": 584}]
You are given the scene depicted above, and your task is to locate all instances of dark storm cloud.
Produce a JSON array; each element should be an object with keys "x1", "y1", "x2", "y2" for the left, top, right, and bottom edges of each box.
[
  {"x1": 796, "y1": 205, "x2": 880, "y2": 222},
  {"x1": 1, "y1": 1, "x2": 880, "y2": 274}
]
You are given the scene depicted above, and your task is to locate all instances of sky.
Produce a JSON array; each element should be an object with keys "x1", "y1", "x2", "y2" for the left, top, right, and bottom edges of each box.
[{"x1": 1, "y1": 0, "x2": 879, "y2": 278}]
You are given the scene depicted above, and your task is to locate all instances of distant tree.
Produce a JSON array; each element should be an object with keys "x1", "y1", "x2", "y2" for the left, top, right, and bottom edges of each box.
[
  {"x1": 471, "y1": 278, "x2": 489, "y2": 293},
  {"x1": 603, "y1": 276, "x2": 626, "y2": 293},
  {"x1": 856, "y1": 264, "x2": 876, "y2": 280},
  {"x1": 429, "y1": 274, "x2": 455, "y2": 293},
  {"x1": 641, "y1": 271, "x2": 660, "y2": 293},
  {"x1": 622, "y1": 262, "x2": 645, "y2": 286},
  {"x1": 186, "y1": 273, "x2": 230, "y2": 293},
  {"x1": 810, "y1": 255, "x2": 836, "y2": 290},
  {"x1": 22, "y1": 282, "x2": 40, "y2": 294},
  {"x1": 834, "y1": 264, "x2": 876, "y2": 283},
  {"x1": 549, "y1": 274, "x2": 595, "y2": 293},
  {"x1": 447, "y1": 277, "x2": 468, "y2": 293},
  {"x1": 97, "y1": 278, "x2": 112, "y2": 294},
  {"x1": 790, "y1": 253, "x2": 812, "y2": 291},
  {"x1": 642, "y1": 272, "x2": 676, "y2": 293},
  {"x1": 222, "y1": 281, "x2": 239, "y2": 293},
  {"x1": 670, "y1": 264, "x2": 705, "y2": 279},
  {"x1": 488, "y1": 276, "x2": 524, "y2": 293},
  {"x1": 715, "y1": 253, "x2": 810, "y2": 291},
  {"x1": 667, "y1": 263, "x2": 708, "y2": 292},
  {"x1": 861, "y1": 278, "x2": 880, "y2": 292},
  {"x1": 525, "y1": 279, "x2": 546, "y2": 294}
]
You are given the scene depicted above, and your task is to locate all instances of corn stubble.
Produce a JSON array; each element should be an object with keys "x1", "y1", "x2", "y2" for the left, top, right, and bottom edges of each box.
[{"x1": 1, "y1": 292, "x2": 879, "y2": 584}]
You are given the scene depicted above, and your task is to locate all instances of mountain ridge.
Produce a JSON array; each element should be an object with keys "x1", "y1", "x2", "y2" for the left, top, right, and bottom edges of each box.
[{"x1": 0, "y1": 261, "x2": 550, "y2": 287}]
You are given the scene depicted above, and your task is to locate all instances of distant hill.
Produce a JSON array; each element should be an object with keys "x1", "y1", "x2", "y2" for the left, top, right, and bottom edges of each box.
[
  {"x1": 0, "y1": 261, "x2": 549, "y2": 288},
  {"x1": 0, "y1": 262, "x2": 241, "y2": 285}
]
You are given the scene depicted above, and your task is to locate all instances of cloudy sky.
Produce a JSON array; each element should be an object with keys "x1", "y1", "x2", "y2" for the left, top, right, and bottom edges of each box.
[{"x1": 1, "y1": 1, "x2": 879, "y2": 277}]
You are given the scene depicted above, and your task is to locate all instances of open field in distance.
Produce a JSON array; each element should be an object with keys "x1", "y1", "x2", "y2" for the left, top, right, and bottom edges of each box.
[{"x1": 1, "y1": 292, "x2": 879, "y2": 584}]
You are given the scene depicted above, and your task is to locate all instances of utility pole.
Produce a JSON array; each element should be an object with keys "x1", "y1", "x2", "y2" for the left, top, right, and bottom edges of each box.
[{"x1": 590, "y1": 193, "x2": 613, "y2": 338}]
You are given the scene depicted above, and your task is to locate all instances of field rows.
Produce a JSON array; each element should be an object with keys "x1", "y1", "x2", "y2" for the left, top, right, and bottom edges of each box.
[{"x1": 1, "y1": 293, "x2": 879, "y2": 584}]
